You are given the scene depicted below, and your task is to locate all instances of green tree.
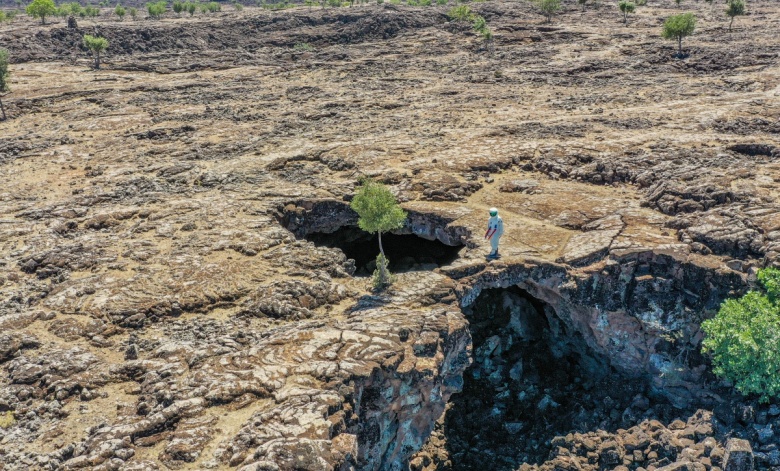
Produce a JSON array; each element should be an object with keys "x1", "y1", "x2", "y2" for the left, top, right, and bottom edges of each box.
[
  {"x1": 186, "y1": 2, "x2": 196, "y2": 14},
  {"x1": 26, "y1": 0, "x2": 56, "y2": 24},
  {"x1": 726, "y1": 0, "x2": 744, "y2": 32},
  {"x1": 662, "y1": 12, "x2": 696, "y2": 58},
  {"x1": 350, "y1": 180, "x2": 407, "y2": 288},
  {"x1": 618, "y1": 0, "x2": 635, "y2": 24},
  {"x1": 173, "y1": 0, "x2": 184, "y2": 14},
  {"x1": 114, "y1": 3, "x2": 125, "y2": 19},
  {"x1": 129, "y1": 6, "x2": 137, "y2": 18},
  {"x1": 702, "y1": 268, "x2": 780, "y2": 402},
  {"x1": 83, "y1": 34, "x2": 108, "y2": 69},
  {"x1": 0, "y1": 48, "x2": 9, "y2": 121},
  {"x1": 147, "y1": 0, "x2": 166, "y2": 18},
  {"x1": 535, "y1": 0, "x2": 561, "y2": 23}
]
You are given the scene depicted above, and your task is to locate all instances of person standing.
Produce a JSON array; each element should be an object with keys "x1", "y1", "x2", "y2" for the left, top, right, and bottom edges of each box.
[{"x1": 485, "y1": 207, "x2": 504, "y2": 259}]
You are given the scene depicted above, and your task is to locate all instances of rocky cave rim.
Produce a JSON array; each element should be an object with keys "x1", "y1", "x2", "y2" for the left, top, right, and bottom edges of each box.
[{"x1": 277, "y1": 198, "x2": 473, "y2": 276}]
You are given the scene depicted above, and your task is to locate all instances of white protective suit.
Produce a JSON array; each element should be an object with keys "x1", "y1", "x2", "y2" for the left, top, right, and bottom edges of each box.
[{"x1": 486, "y1": 212, "x2": 504, "y2": 255}]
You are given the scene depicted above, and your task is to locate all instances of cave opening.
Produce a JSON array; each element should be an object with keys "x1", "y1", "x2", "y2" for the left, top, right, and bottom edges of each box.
[
  {"x1": 305, "y1": 226, "x2": 464, "y2": 277},
  {"x1": 435, "y1": 286, "x2": 658, "y2": 471}
]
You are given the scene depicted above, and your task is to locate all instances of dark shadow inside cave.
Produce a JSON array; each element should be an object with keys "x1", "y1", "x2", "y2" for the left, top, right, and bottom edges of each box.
[
  {"x1": 305, "y1": 226, "x2": 464, "y2": 277},
  {"x1": 439, "y1": 286, "x2": 663, "y2": 471}
]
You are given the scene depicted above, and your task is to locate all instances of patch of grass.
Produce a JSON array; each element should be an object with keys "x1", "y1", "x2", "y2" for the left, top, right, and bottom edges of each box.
[{"x1": 0, "y1": 411, "x2": 15, "y2": 429}]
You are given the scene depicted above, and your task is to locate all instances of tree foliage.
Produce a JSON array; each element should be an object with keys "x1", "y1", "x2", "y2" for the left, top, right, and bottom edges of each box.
[
  {"x1": 350, "y1": 179, "x2": 407, "y2": 288},
  {"x1": 726, "y1": 0, "x2": 745, "y2": 32},
  {"x1": 114, "y1": 4, "x2": 126, "y2": 19},
  {"x1": 662, "y1": 12, "x2": 696, "y2": 57},
  {"x1": 702, "y1": 268, "x2": 780, "y2": 402},
  {"x1": 146, "y1": 0, "x2": 166, "y2": 18},
  {"x1": 618, "y1": 0, "x2": 635, "y2": 24},
  {"x1": 83, "y1": 34, "x2": 108, "y2": 69},
  {"x1": 26, "y1": 0, "x2": 56, "y2": 24},
  {"x1": 535, "y1": 0, "x2": 560, "y2": 23}
]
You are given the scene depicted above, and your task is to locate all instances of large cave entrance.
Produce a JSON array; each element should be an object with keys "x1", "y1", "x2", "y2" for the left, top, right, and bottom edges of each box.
[
  {"x1": 305, "y1": 226, "x2": 464, "y2": 277},
  {"x1": 432, "y1": 287, "x2": 660, "y2": 471}
]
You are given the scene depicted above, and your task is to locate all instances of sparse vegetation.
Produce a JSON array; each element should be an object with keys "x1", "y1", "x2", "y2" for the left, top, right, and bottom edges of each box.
[
  {"x1": 535, "y1": 0, "x2": 561, "y2": 23},
  {"x1": 726, "y1": 0, "x2": 745, "y2": 32},
  {"x1": 702, "y1": 268, "x2": 780, "y2": 403},
  {"x1": 294, "y1": 42, "x2": 314, "y2": 51},
  {"x1": 350, "y1": 179, "x2": 407, "y2": 289},
  {"x1": 129, "y1": 6, "x2": 137, "y2": 18},
  {"x1": 0, "y1": 411, "x2": 15, "y2": 429},
  {"x1": 26, "y1": 0, "x2": 56, "y2": 24},
  {"x1": 114, "y1": 3, "x2": 126, "y2": 19},
  {"x1": 173, "y1": 0, "x2": 185, "y2": 15},
  {"x1": 83, "y1": 34, "x2": 109, "y2": 69},
  {"x1": 578, "y1": 0, "x2": 586, "y2": 12},
  {"x1": 0, "y1": 47, "x2": 8, "y2": 121},
  {"x1": 186, "y1": 2, "x2": 196, "y2": 15},
  {"x1": 146, "y1": 0, "x2": 166, "y2": 18},
  {"x1": 618, "y1": 0, "x2": 635, "y2": 24},
  {"x1": 447, "y1": 4, "x2": 472, "y2": 21},
  {"x1": 232, "y1": 1, "x2": 244, "y2": 10},
  {"x1": 662, "y1": 12, "x2": 696, "y2": 58}
]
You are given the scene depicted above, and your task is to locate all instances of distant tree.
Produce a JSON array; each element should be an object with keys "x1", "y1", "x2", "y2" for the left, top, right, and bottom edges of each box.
[
  {"x1": 129, "y1": 6, "x2": 137, "y2": 18},
  {"x1": 146, "y1": 1, "x2": 166, "y2": 18},
  {"x1": 0, "y1": 48, "x2": 9, "y2": 121},
  {"x1": 83, "y1": 34, "x2": 108, "y2": 69},
  {"x1": 26, "y1": 0, "x2": 56, "y2": 24},
  {"x1": 618, "y1": 0, "x2": 635, "y2": 24},
  {"x1": 535, "y1": 0, "x2": 561, "y2": 23},
  {"x1": 350, "y1": 179, "x2": 407, "y2": 289},
  {"x1": 726, "y1": 0, "x2": 745, "y2": 32},
  {"x1": 662, "y1": 12, "x2": 696, "y2": 58},
  {"x1": 114, "y1": 3, "x2": 125, "y2": 19}
]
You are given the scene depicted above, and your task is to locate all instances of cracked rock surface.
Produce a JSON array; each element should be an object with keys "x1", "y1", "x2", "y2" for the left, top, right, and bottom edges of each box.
[{"x1": 1, "y1": 0, "x2": 780, "y2": 470}]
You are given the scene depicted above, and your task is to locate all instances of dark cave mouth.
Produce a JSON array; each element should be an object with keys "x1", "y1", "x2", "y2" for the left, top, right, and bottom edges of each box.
[
  {"x1": 305, "y1": 226, "x2": 465, "y2": 277},
  {"x1": 439, "y1": 286, "x2": 659, "y2": 471}
]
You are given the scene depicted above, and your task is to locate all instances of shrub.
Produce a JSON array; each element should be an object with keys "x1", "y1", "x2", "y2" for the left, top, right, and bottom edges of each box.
[
  {"x1": 26, "y1": 0, "x2": 56, "y2": 24},
  {"x1": 0, "y1": 411, "x2": 15, "y2": 429},
  {"x1": 146, "y1": 0, "x2": 166, "y2": 18},
  {"x1": 618, "y1": 0, "x2": 634, "y2": 24},
  {"x1": 129, "y1": 6, "x2": 137, "y2": 18},
  {"x1": 726, "y1": 0, "x2": 744, "y2": 32},
  {"x1": 173, "y1": 0, "x2": 184, "y2": 14},
  {"x1": 83, "y1": 34, "x2": 108, "y2": 69},
  {"x1": 448, "y1": 4, "x2": 472, "y2": 21},
  {"x1": 702, "y1": 268, "x2": 780, "y2": 402},
  {"x1": 662, "y1": 12, "x2": 696, "y2": 58},
  {"x1": 350, "y1": 179, "x2": 407, "y2": 289},
  {"x1": 232, "y1": 1, "x2": 243, "y2": 10},
  {"x1": 83, "y1": 5, "x2": 99, "y2": 16},
  {"x1": 206, "y1": 2, "x2": 220, "y2": 12},
  {"x1": 0, "y1": 47, "x2": 9, "y2": 121},
  {"x1": 114, "y1": 3, "x2": 125, "y2": 19},
  {"x1": 294, "y1": 42, "x2": 313, "y2": 51},
  {"x1": 535, "y1": 0, "x2": 560, "y2": 23},
  {"x1": 436, "y1": 0, "x2": 447, "y2": 5},
  {"x1": 186, "y1": 2, "x2": 196, "y2": 14}
]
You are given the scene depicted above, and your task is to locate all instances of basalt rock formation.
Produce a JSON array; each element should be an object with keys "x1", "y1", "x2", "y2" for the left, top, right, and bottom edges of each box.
[{"x1": 2, "y1": 0, "x2": 780, "y2": 470}]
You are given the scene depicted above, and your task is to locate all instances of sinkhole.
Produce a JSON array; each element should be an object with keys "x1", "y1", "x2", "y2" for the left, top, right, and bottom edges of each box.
[
  {"x1": 437, "y1": 286, "x2": 663, "y2": 471},
  {"x1": 305, "y1": 226, "x2": 464, "y2": 277}
]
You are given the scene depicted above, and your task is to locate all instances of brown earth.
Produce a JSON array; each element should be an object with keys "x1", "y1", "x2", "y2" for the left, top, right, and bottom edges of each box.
[{"x1": 1, "y1": 0, "x2": 780, "y2": 470}]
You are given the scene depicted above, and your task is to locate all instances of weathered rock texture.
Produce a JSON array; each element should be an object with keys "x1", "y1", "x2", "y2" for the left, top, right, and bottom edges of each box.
[{"x1": 2, "y1": 0, "x2": 780, "y2": 470}]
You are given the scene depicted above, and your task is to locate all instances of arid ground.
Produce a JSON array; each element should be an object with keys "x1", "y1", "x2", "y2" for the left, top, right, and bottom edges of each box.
[{"x1": 1, "y1": 0, "x2": 780, "y2": 470}]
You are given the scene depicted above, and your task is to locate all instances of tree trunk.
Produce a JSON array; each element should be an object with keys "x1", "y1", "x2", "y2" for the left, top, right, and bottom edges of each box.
[
  {"x1": 729, "y1": 16, "x2": 734, "y2": 31},
  {"x1": 377, "y1": 231, "x2": 387, "y2": 284},
  {"x1": 95, "y1": 51, "x2": 100, "y2": 70},
  {"x1": 0, "y1": 97, "x2": 6, "y2": 121},
  {"x1": 678, "y1": 36, "x2": 682, "y2": 57},
  {"x1": 624, "y1": 11, "x2": 627, "y2": 23}
]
